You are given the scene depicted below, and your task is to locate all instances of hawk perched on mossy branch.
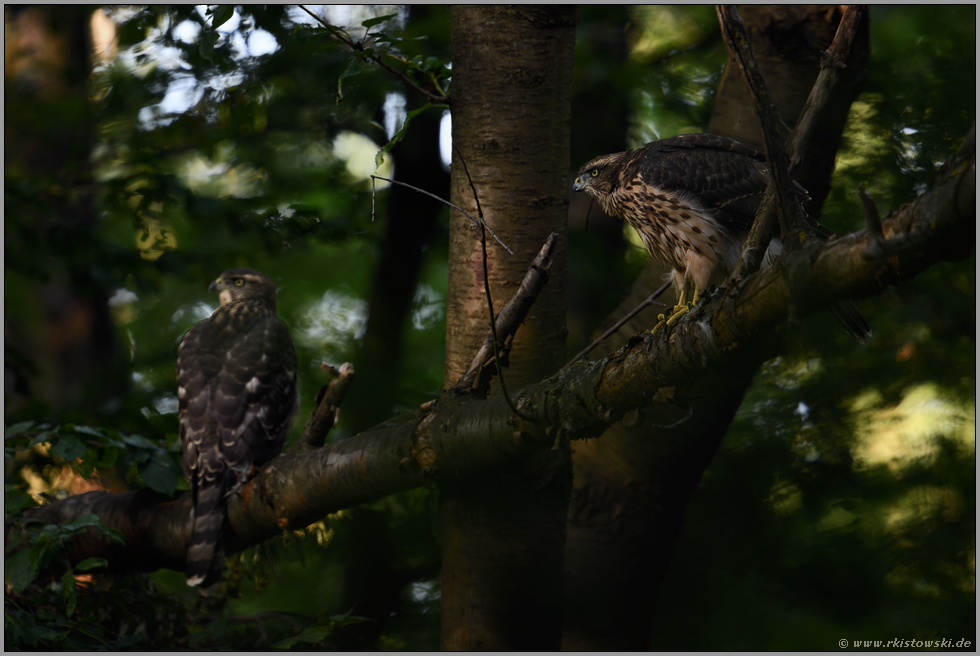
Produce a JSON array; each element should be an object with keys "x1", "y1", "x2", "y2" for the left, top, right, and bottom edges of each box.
[
  {"x1": 573, "y1": 133, "x2": 870, "y2": 341},
  {"x1": 177, "y1": 268, "x2": 299, "y2": 587}
]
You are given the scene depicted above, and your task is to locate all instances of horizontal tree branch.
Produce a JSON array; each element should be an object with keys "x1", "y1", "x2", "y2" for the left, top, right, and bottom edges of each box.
[{"x1": 25, "y1": 133, "x2": 974, "y2": 576}]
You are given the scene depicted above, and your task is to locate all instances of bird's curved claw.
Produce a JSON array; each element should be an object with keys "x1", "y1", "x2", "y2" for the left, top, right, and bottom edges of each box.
[
  {"x1": 651, "y1": 313, "x2": 668, "y2": 336},
  {"x1": 665, "y1": 302, "x2": 691, "y2": 327}
]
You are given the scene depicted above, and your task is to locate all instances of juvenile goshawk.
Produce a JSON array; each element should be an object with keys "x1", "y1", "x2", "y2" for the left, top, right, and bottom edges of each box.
[
  {"x1": 573, "y1": 133, "x2": 870, "y2": 341},
  {"x1": 177, "y1": 268, "x2": 298, "y2": 587}
]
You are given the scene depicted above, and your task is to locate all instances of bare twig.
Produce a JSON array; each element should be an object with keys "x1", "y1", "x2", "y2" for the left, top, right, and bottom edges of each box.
[
  {"x1": 790, "y1": 6, "x2": 867, "y2": 171},
  {"x1": 292, "y1": 362, "x2": 356, "y2": 450},
  {"x1": 567, "y1": 280, "x2": 671, "y2": 366},
  {"x1": 298, "y1": 5, "x2": 449, "y2": 105},
  {"x1": 858, "y1": 184, "x2": 886, "y2": 259},
  {"x1": 370, "y1": 175, "x2": 513, "y2": 254},
  {"x1": 455, "y1": 232, "x2": 560, "y2": 393},
  {"x1": 451, "y1": 144, "x2": 528, "y2": 419},
  {"x1": 370, "y1": 176, "x2": 376, "y2": 222}
]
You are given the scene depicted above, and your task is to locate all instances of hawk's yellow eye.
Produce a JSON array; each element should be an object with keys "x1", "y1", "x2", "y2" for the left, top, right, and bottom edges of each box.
[
  {"x1": 235, "y1": 279, "x2": 245, "y2": 287},
  {"x1": 590, "y1": 169, "x2": 598, "y2": 177}
]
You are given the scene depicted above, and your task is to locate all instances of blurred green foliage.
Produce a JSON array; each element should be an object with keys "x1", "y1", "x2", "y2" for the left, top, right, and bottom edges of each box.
[{"x1": 4, "y1": 4, "x2": 974, "y2": 650}]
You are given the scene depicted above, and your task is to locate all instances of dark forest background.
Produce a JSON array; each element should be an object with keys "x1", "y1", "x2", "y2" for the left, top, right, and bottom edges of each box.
[{"x1": 4, "y1": 5, "x2": 974, "y2": 650}]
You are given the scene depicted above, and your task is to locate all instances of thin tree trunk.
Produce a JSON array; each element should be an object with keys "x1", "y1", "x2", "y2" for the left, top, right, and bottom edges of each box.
[
  {"x1": 440, "y1": 5, "x2": 576, "y2": 650},
  {"x1": 4, "y1": 7, "x2": 126, "y2": 417},
  {"x1": 345, "y1": 94, "x2": 449, "y2": 433}
]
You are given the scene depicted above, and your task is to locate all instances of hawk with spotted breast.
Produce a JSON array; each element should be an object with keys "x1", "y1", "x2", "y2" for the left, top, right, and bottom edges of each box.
[
  {"x1": 573, "y1": 133, "x2": 870, "y2": 341},
  {"x1": 177, "y1": 268, "x2": 299, "y2": 587}
]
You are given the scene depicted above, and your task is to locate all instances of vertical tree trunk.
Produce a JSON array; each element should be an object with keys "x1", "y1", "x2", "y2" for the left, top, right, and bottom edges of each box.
[
  {"x1": 440, "y1": 5, "x2": 576, "y2": 650},
  {"x1": 561, "y1": 5, "x2": 870, "y2": 650},
  {"x1": 4, "y1": 7, "x2": 126, "y2": 417}
]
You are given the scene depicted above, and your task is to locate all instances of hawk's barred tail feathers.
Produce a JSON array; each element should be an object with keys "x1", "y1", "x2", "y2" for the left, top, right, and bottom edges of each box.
[
  {"x1": 828, "y1": 299, "x2": 872, "y2": 345},
  {"x1": 185, "y1": 479, "x2": 226, "y2": 587},
  {"x1": 763, "y1": 237, "x2": 872, "y2": 344}
]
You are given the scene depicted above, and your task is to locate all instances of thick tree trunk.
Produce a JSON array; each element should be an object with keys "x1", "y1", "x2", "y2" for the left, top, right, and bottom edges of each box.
[
  {"x1": 440, "y1": 5, "x2": 576, "y2": 650},
  {"x1": 561, "y1": 5, "x2": 871, "y2": 650}
]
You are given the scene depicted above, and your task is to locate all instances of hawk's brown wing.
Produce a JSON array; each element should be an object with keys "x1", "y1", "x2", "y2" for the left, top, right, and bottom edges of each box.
[{"x1": 626, "y1": 133, "x2": 773, "y2": 232}]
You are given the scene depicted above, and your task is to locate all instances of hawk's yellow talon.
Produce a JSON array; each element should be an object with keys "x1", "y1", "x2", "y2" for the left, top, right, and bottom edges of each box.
[{"x1": 665, "y1": 303, "x2": 690, "y2": 327}]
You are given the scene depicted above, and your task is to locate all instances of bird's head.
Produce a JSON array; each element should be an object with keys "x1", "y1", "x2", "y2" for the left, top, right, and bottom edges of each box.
[
  {"x1": 573, "y1": 152, "x2": 625, "y2": 202},
  {"x1": 209, "y1": 268, "x2": 278, "y2": 308}
]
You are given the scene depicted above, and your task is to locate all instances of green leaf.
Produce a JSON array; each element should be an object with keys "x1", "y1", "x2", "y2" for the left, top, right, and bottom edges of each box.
[
  {"x1": 50, "y1": 435, "x2": 86, "y2": 461},
  {"x1": 121, "y1": 433, "x2": 158, "y2": 450},
  {"x1": 96, "y1": 447, "x2": 119, "y2": 468},
  {"x1": 29, "y1": 432, "x2": 50, "y2": 447},
  {"x1": 61, "y1": 513, "x2": 103, "y2": 533},
  {"x1": 62, "y1": 567, "x2": 77, "y2": 618},
  {"x1": 28, "y1": 534, "x2": 52, "y2": 572},
  {"x1": 95, "y1": 523, "x2": 126, "y2": 545},
  {"x1": 336, "y1": 57, "x2": 364, "y2": 103},
  {"x1": 76, "y1": 450, "x2": 96, "y2": 479},
  {"x1": 74, "y1": 557, "x2": 108, "y2": 572},
  {"x1": 376, "y1": 103, "x2": 434, "y2": 166},
  {"x1": 139, "y1": 450, "x2": 180, "y2": 496},
  {"x1": 73, "y1": 425, "x2": 104, "y2": 438},
  {"x1": 274, "y1": 624, "x2": 335, "y2": 649},
  {"x1": 5, "y1": 548, "x2": 37, "y2": 593},
  {"x1": 200, "y1": 28, "x2": 219, "y2": 63},
  {"x1": 362, "y1": 13, "x2": 398, "y2": 29},
  {"x1": 60, "y1": 514, "x2": 125, "y2": 544},
  {"x1": 5, "y1": 420, "x2": 35, "y2": 437},
  {"x1": 208, "y1": 5, "x2": 236, "y2": 30},
  {"x1": 5, "y1": 487, "x2": 34, "y2": 513},
  {"x1": 29, "y1": 625, "x2": 65, "y2": 642}
]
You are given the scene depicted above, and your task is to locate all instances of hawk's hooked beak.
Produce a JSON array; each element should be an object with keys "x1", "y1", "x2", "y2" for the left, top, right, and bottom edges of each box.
[
  {"x1": 572, "y1": 177, "x2": 585, "y2": 193},
  {"x1": 208, "y1": 278, "x2": 223, "y2": 293}
]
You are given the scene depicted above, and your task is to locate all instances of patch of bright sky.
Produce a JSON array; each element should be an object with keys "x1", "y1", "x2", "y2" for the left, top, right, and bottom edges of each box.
[
  {"x1": 132, "y1": 371, "x2": 154, "y2": 393},
  {"x1": 154, "y1": 395, "x2": 180, "y2": 415},
  {"x1": 109, "y1": 288, "x2": 139, "y2": 307},
  {"x1": 384, "y1": 92, "x2": 407, "y2": 140},
  {"x1": 409, "y1": 579, "x2": 440, "y2": 609},
  {"x1": 439, "y1": 110, "x2": 452, "y2": 170},
  {"x1": 172, "y1": 302, "x2": 215, "y2": 328},
  {"x1": 411, "y1": 283, "x2": 444, "y2": 331},
  {"x1": 296, "y1": 289, "x2": 369, "y2": 364},
  {"x1": 332, "y1": 132, "x2": 393, "y2": 188},
  {"x1": 113, "y1": 6, "x2": 446, "y2": 195}
]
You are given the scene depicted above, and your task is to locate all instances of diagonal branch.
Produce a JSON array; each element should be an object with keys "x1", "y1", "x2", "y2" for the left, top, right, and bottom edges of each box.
[
  {"x1": 720, "y1": 6, "x2": 868, "y2": 285},
  {"x1": 453, "y1": 232, "x2": 560, "y2": 393},
  {"x1": 370, "y1": 175, "x2": 513, "y2": 254},
  {"x1": 789, "y1": 5, "x2": 868, "y2": 171},
  {"x1": 292, "y1": 362, "x2": 356, "y2": 450},
  {"x1": 298, "y1": 5, "x2": 449, "y2": 105},
  {"x1": 716, "y1": 5, "x2": 806, "y2": 243}
]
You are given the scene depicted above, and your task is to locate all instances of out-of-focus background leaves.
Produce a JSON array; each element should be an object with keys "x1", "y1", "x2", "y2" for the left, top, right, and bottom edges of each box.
[{"x1": 4, "y1": 5, "x2": 974, "y2": 650}]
